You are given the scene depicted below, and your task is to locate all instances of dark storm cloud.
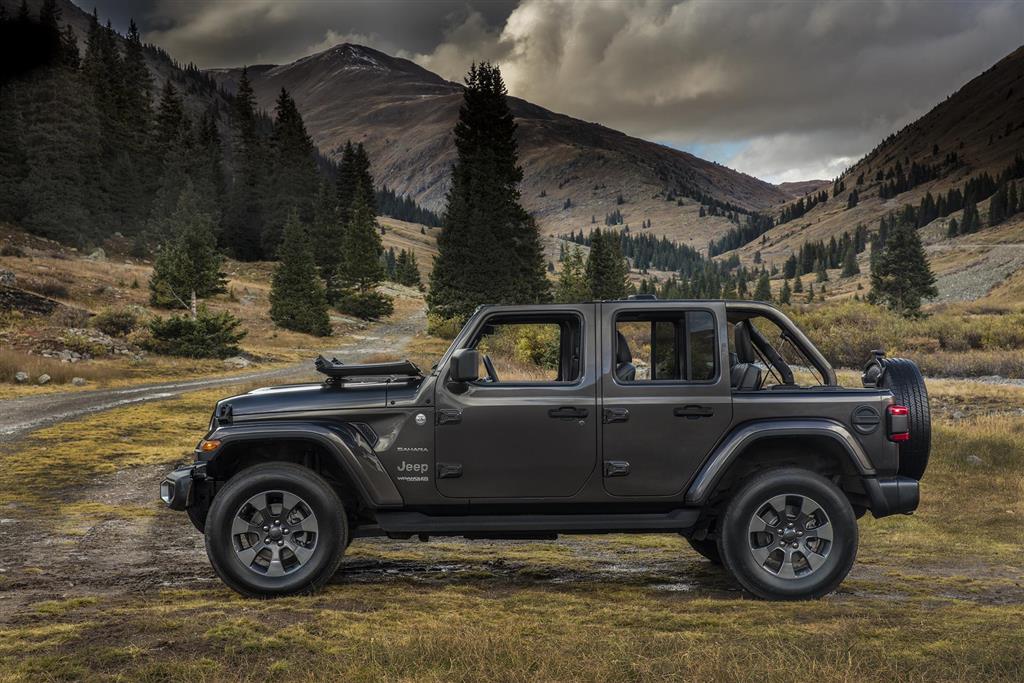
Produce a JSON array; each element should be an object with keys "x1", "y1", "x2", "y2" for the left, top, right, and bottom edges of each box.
[
  {"x1": 77, "y1": 0, "x2": 1024, "y2": 182},
  {"x1": 75, "y1": 0, "x2": 518, "y2": 67}
]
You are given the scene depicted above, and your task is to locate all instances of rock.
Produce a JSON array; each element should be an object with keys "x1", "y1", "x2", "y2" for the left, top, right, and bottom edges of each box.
[
  {"x1": 37, "y1": 373, "x2": 51, "y2": 385},
  {"x1": 71, "y1": 377, "x2": 87, "y2": 386},
  {"x1": 14, "y1": 371, "x2": 29, "y2": 383},
  {"x1": 951, "y1": 410, "x2": 965, "y2": 420},
  {"x1": 0, "y1": 269, "x2": 15, "y2": 286},
  {"x1": 965, "y1": 455, "x2": 984, "y2": 466},
  {"x1": 223, "y1": 355, "x2": 252, "y2": 369},
  {"x1": 87, "y1": 247, "x2": 106, "y2": 261}
]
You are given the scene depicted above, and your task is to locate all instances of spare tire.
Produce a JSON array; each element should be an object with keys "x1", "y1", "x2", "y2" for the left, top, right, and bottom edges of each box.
[{"x1": 876, "y1": 357, "x2": 931, "y2": 480}]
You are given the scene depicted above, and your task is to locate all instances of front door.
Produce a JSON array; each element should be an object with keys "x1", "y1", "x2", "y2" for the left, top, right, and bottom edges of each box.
[
  {"x1": 600, "y1": 302, "x2": 732, "y2": 497},
  {"x1": 434, "y1": 307, "x2": 598, "y2": 499}
]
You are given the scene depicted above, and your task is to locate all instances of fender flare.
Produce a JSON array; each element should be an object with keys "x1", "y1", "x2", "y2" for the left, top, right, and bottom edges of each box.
[
  {"x1": 685, "y1": 419, "x2": 876, "y2": 505},
  {"x1": 201, "y1": 421, "x2": 403, "y2": 508}
]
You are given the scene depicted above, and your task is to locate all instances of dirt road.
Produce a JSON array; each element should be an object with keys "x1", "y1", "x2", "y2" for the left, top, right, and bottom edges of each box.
[{"x1": 0, "y1": 312, "x2": 423, "y2": 443}]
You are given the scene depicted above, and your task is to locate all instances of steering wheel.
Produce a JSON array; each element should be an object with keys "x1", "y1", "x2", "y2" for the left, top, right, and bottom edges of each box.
[{"x1": 482, "y1": 354, "x2": 499, "y2": 383}]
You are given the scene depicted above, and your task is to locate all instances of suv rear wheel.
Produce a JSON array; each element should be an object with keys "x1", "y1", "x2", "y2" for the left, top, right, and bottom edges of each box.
[
  {"x1": 717, "y1": 468, "x2": 857, "y2": 600},
  {"x1": 204, "y1": 463, "x2": 348, "y2": 598}
]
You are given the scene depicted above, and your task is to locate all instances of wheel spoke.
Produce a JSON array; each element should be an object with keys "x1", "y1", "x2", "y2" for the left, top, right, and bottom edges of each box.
[
  {"x1": 291, "y1": 544, "x2": 314, "y2": 565},
  {"x1": 231, "y1": 515, "x2": 253, "y2": 536},
  {"x1": 749, "y1": 544, "x2": 773, "y2": 566},
  {"x1": 800, "y1": 496, "x2": 820, "y2": 518},
  {"x1": 265, "y1": 545, "x2": 286, "y2": 577},
  {"x1": 235, "y1": 546, "x2": 259, "y2": 567},
  {"x1": 281, "y1": 491, "x2": 301, "y2": 517},
  {"x1": 776, "y1": 548, "x2": 797, "y2": 579},
  {"x1": 766, "y1": 494, "x2": 788, "y2": 520},
  {"x1": 293, "y1": 514, "x2": 319, "y2": 534},
  {"x1": 748, "y1": 513, "x2": 771, "y2": 536},
  {"x1": 809, "y1": 520, "x2": 833, "y2": 541},
  {"x1": 800, "y1": 548, "x2": 825, "y2": 572}
]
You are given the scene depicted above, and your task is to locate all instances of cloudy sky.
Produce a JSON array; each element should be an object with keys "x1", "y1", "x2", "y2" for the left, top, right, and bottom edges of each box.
[{"x1": 77, "y1": 0, "x2": 1024, "y2": 183}]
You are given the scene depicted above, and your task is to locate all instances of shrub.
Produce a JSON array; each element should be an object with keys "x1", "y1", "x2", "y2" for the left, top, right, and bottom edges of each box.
[
  {"x1": 427, "y1": 314, "x2": 464, "y2": 340},
  {"x1": 62, "y1": 332, "x2": 107, "y2": 358},
  {"x1": 144, "y1": 309, "x2": 246, "y2": 358},
  {"x1": 0, "y1": 243, "x2": 24, "y2": 257},
  {"x1": 336, "y1": 291, "x2": 394, "y2": 321},
  {"x1": 93, "y1": 308, "x2": 139, "y2": 337},
  {"x1": 27, "y1": 277, "x2": 69, "y2": 299}
]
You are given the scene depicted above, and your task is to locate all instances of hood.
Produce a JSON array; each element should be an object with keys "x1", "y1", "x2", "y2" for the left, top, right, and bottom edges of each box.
[{"x1": 218, "y1": 381, "x2": 394, "y2": 419}]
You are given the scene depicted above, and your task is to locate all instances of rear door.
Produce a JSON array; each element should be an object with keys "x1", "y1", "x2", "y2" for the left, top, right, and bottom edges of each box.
[{"x1": 600, "y1": 302, "x2": 732, "y2": 497}]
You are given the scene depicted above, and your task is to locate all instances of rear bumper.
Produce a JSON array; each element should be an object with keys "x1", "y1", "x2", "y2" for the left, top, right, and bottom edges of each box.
[
  {"x1": 160, "y1": 463, "x2": 206, "y2": 511},
  {"x1": 863, "y1": 475, "x2": 919, "y2": 518}
]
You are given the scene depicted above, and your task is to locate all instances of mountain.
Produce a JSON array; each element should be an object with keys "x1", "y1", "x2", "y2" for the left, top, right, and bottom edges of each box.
[
  {"x1": 207, "y1": 44, "x2": 791, "y2": 251},
  {"x1": 729, "y1": 44, "x2": 1024, "y2": 302},
  {"x1": 777, "y1": 180, "x2": 831, "y2": 199}
]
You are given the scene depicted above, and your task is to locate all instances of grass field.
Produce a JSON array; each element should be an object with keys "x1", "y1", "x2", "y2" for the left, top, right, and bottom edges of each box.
[{"x1": 1, "y1": 375, "x2": 1021, "y2": 681}]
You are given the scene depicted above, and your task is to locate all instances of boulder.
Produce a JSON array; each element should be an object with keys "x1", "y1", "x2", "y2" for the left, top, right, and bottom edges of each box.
[
  {"x1": 0, "y1": 269, "x2": 15, "y2": 286},
  {"x1": 87, "y1": 248, "x2": 107, "y2": 261},
  {"x1": 14, "y1": 371, "x2": 29, "y2": 383},
  {"x1": 37, "y1": 373, "x2": 51, "y2": 385},
  {"x1": 71, "y1": 377, "x2": 87, "y2": 386},
  {"x1": 965, "y1": 455, "x2": 984, "y2": 466},
  {"x1": 223, "y1": 355, "x2": 252, "y2": 369}
]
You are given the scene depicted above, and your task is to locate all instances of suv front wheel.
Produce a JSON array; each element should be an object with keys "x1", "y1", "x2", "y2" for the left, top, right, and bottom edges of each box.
[
  {"x1": 204, "y1": 463, "x2": 348, "y2": 598},
  {"x1": 717, "y1": 468, "x2": 857, "y2": 600}
]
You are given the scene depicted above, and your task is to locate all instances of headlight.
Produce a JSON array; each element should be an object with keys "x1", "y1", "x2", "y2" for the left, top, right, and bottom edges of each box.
[{"x1": 160, "y1": 480, "x2": 174, "y2": 505}]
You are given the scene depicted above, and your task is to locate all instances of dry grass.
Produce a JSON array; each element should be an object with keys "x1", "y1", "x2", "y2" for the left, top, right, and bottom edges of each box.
[
  {"x1": 0, "y1": 384, "x2": 1021, "y2": 680},
  {"x1": 0, "y1": 348, "x2": 131, "y2": 386}
]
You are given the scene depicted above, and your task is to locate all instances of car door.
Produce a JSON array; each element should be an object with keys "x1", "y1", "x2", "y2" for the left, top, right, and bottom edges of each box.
[
  {"x1": 433, "y1": 306, "x2": 598, "y2": 500},
  {"x1": 600, "y1": 301, "x2": 732, "y2": 497}
]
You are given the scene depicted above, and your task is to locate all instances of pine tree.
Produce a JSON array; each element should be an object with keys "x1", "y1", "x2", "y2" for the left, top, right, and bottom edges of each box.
[
  {"x1": 270, "y1": 211, "x2": 331, "y2": 336},
  {"x1": 988, "y1": 184, "x2": 1008, "y2": 226},
  {"x1": 806, "y1": 283, "x2": 815, "y2": 303},
  {"x1": 428, "y1": 62, "x2": 549, "y2": 320},
  {"x1": 869, "y1": 220, "x2": 937, "y2": 316},
  {"x1": 309, "y1": 179, "x2": 344, "y2": 284},
  {"x1": 149, "y1": 181, "x2": 227, "y2": 314},
  {"x1": 394, "y1": 249, "x2": 422, "y2": 287},
  {"x1": 753, "y1": 271, "x2": 771, "y2": 300},
  {"x1": 779, "y1": 278, "x2": 791, "y2": 305},
  {"x1": 556, "y1": 246, "x2": 589, "y2": 303},
  {"x1": 337, "y1": 194, "x2": 385, "y2": 292},
  {"x1": 223, "y1": 67, "x2": 267, "y2": 260},
  {"x1": 263, "y1": 88, "x2": 318, "y2": 256},
  {"x1": 946, "y1": 217, "x2": 959, "y2": 238},
  {"x1": 841, "y1": 245, "x2": 860, "y2": 277},
  {"x1": 585, "y1": 229, "x2": 629, "y2": 300},
  {"x1": 815, "y1": 258, "x2": 829, "y2": 282},
  {"x1": 793, "y1": 275, "x2": 803, "y2": 293}
]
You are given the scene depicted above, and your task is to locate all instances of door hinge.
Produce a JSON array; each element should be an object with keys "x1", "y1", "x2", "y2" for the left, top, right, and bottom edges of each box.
[
  {"x1": 437, "y1": 462, "x2": 463, "y2": 479},
  {"x1": 603, "y1": 407, "x2": 630, "y2": 424},
  {"x1": 604, "y1": 460, "x2": 630, "y2": 477},
  {"x1": 437, "y1": 409, "x2": 462, "y2": 425}
]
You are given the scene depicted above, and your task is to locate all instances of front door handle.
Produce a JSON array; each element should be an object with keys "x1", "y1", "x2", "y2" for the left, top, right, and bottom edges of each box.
[
  {"x1": 674, "y1": 404, "x2": 714, "y2": 419},
  {"x1": 603, "y1": 407, "x2": 630, "y2": 424},
  {"x1": 548, "y1": 406, "x2": 588, "y2": 420}
]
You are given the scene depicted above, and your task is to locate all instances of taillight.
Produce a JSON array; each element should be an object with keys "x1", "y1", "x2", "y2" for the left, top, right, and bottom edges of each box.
[{"x1": 888, "y1": 404, "x2": 910, "y2": 442}]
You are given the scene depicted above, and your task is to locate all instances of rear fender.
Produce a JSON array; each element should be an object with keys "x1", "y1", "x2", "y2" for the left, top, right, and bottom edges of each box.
[
  {"x1": 200, "y1": 421, "x2": 403, "y2": 508},
  {"x1": 685, "y1": 419, "x2": 876, "y2": 505}
]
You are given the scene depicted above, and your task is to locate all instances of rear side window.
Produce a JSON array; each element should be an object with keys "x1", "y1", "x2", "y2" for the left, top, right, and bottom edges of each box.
[{"x1": 614, "y1": 310, "x2": 717, "y2": 382}]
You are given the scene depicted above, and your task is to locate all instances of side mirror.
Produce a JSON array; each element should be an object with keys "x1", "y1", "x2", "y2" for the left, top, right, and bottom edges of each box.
[{"x1": 449, "y1": 348, "x2": 480, "y2": 383}]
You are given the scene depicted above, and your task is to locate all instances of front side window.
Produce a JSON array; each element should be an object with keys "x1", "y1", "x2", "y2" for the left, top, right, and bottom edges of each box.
[
  {"x1": 470, "y1": 315, "x2": 582, "y2": 384},
  {"x1": 614, "y1": 310, "x2": 717, "y2": 382}
]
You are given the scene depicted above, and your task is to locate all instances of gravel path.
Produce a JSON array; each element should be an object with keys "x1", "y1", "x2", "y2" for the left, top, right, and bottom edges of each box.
[{"x1": 0, "y1": 308, "x2": 425, "y2": 443}]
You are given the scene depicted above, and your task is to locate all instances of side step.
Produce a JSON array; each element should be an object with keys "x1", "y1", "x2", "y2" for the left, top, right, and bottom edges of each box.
[{"x1": 371, "y1": 509, "x2": 700, "y2": 539}]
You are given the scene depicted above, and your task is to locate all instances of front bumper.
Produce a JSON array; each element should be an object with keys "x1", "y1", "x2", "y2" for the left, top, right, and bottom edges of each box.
[
  {"x1": 863, "y1": 475, "x2": 920, "y2": 518},
  {"x1": 160, "y1": 463, "x2": 206, "y2": 511}
]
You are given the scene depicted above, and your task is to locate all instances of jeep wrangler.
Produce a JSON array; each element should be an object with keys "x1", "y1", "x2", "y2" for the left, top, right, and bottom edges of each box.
[{"x1": 161, "y1": 298, "x2": 929, "y2": 600}]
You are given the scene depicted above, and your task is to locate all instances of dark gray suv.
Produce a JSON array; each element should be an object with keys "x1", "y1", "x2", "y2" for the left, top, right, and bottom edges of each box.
[{"x1": 162, "y1": 298, "x2": 929, "y2": 600}]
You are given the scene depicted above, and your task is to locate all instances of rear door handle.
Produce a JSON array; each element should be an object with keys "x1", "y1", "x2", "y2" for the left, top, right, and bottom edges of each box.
[
  {"x1": 674, "y1": 404, "x2": 714, "y2": 419},
  {"x1": 549, "y1": 407, "x2": 588, "y2": 420}
]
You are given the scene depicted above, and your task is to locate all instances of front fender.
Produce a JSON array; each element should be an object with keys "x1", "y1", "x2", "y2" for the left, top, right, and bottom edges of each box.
[
  {"x1": 685, "y1": 419, "x2": 876, "y2": 505},
  {"x1": 200, "y1": 421, "x2": 403, "y2": 508}
]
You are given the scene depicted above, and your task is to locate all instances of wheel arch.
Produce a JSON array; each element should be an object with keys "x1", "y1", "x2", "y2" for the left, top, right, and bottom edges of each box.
[
  {"x1": 203, "y1": 422, "x2": 403, "y2": 512},
  {"x1": 685, "y1": 420, "x2": 875, "y2": 507}
]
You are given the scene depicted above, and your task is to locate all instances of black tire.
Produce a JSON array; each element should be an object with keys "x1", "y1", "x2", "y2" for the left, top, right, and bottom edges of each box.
[
  {"x1": 685, "y1": 536, "x2": 722, "y2": 565},
  {"x1": 204, "y1": 463, "x2": 347, "y2": 598},
  {"x1": 717, "y1": 468, "x2": 857, "y2": 600},
  {"x1": 878, "y1": 357, "x2": 931, "y2": 480}
]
